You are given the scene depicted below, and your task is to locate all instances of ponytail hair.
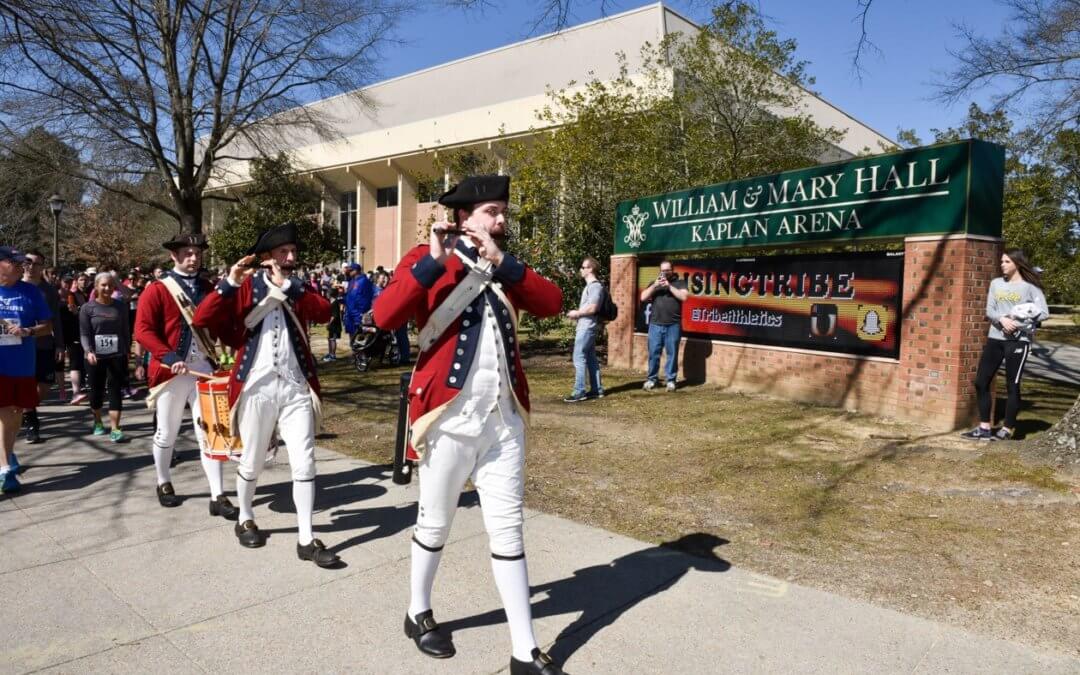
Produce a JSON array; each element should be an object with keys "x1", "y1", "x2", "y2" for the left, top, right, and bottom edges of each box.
[{"x1": 1003, "y1": 248, "x2": 1043, "y2": 289}]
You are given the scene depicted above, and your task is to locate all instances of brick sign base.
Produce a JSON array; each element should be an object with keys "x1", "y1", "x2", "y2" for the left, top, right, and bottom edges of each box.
[{"x1": 607, "y1": 236, "x2": 1001, "y2": 431}]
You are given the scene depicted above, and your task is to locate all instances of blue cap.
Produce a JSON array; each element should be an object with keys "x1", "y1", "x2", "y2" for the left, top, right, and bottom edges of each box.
[
  {"x1": 0, "y1": 246, "x2": 29, "y2": 263},
  {"x1": 347, "y1": 262, "x2": 362, "y2": 271}
]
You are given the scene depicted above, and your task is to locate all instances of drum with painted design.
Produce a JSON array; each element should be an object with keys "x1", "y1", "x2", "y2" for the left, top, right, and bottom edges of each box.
[{"x1": 197, "y1": 372, "x2": 241, "y2": 461}]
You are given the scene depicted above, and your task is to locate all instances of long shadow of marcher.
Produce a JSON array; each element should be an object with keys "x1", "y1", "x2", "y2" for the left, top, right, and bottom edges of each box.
[
  {"x1": 254, "y1": 464, "x2": 392, "y2": 542},
  {"x1": 324, "y1": 490, "x2": 480, "y2": 555},
  {"x1": 441, "y1": 532, "x2": 729, "y2": 664},
  {"x1": 23, "y1": 453, "x2": 155, "y2": 494}
]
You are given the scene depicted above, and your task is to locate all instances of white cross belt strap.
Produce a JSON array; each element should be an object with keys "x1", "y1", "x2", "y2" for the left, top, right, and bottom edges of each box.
[
  {"x1": 244, "y1": 282, "x2": 289, "y2": 331},
  {"x1": 417, "y1": 251, "x2": 493, "y2": 353},
  {"x1": 160, "y1": 276, "x2": 219, "y2": 367}
]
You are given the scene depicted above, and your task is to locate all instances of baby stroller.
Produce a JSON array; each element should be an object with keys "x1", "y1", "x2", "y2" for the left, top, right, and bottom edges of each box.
[{"x1": 351, "y1": 311, "x2": 400, "y2": 372}]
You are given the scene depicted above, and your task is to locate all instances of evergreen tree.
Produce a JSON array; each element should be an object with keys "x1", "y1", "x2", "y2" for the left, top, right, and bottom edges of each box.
[{"x1": 209, "y1": 154, "x2": 342, "y2": 266}]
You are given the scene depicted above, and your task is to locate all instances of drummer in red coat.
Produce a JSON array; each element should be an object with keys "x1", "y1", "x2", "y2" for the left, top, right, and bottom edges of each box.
[
  {"x1": 373, "y1": 175, "x2": 566, "y2": 675},
  {"x1": 134, "y1": 232, "x2": 236, "y2": 516},
  {"x1": 193, "y1": 222, "x2": 340, "y2": 568}
]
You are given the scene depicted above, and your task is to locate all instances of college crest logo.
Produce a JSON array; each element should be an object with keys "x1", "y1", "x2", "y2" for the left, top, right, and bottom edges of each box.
[{"x1": 622, "y1": 205, "x2": 649, "y2": 248}]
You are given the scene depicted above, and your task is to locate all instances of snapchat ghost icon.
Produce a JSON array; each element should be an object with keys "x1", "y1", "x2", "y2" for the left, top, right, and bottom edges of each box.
[{"x1": 857, "y1": 304, "x2": 888, "y2": 342}]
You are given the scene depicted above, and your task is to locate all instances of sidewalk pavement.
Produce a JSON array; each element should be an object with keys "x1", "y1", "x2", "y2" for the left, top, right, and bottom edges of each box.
[
  {"x1": 3, "y1": 402, "x2": 1078, "y2": 674},
  {"x1": 1026, "y1": 339, "x2": 1080, "y2": 386}
]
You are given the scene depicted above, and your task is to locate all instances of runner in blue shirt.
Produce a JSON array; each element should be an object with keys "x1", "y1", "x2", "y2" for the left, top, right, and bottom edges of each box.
[{"x1": 0, "y1": 246, "x2": 54, "y2": 494}]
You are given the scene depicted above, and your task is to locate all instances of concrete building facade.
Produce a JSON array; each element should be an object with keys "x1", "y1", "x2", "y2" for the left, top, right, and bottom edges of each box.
[{"x1": 206, "y1": 3, "x2": 892, "y2": 271}]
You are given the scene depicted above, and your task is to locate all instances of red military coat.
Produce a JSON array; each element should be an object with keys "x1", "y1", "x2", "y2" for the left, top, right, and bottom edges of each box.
[
  {"x1": 193, "y1": 273, "x2": 331, "y2": 411},
  {"x1": 134, "y1": 274, "x2": 215, "y2": 389},
  {"x1": 373, "y1": 243, "x2": 562, "y2": 456}
]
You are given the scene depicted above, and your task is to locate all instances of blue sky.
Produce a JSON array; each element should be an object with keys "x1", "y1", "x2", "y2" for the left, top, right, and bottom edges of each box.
[{"x1": 374, "y1": 0, "x2": 1016, "y2": 144}]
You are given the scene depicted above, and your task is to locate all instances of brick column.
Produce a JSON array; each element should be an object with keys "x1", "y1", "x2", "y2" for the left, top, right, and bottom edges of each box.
[
  {"x1": 897, "y1": 236, "x2": 1001, "y2": 430},
  {"x1": 608, "y1": 254, "x2": 637, "y2": 369}
]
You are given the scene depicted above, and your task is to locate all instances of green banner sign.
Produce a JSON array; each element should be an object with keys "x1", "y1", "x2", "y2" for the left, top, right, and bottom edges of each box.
[{"x1": 614, "y1": 139, "x2": 1004, "y2": 255}]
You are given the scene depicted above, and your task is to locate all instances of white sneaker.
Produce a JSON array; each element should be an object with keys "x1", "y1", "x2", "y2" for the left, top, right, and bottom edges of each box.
[
  {"x1": 666, "y1": 381, "x2": 676, "y2": 392},
  {"x1": 643, "y1": 380, "x2": 656, "y2": 390}
]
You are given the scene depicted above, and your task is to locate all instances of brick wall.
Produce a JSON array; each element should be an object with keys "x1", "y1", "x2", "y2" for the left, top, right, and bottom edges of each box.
[{"x1": 608, "y1": 237, "x2": 1000, "y2": 431}]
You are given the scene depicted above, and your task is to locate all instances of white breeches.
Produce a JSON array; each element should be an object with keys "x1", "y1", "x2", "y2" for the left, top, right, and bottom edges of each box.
[
  {"x1": 152, "y1": 374, "x2": 209, "y2": 451},
  {"x1": 414, "y1": 410, "x2": 526, "y2": 558},
  {"x1": 235, "y1": 377, "x2": 315, "y2": 482}
]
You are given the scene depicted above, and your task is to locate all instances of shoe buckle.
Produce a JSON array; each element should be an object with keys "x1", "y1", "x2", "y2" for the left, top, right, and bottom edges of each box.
[
  {"x1": 420, "y1": 616, "x2": 437, "y2": 632},
  {"x1": 538, "y1": 652, "x2": 552, "y2": 665}
]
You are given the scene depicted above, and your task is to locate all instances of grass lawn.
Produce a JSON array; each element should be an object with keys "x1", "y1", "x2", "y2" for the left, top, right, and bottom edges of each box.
[
  {"x1": 311, "y1": 328, "x2": 1080, "y2": 657},
  {"x1": 1039, "y1": 308, "x2": 1080, "y2": 347}
]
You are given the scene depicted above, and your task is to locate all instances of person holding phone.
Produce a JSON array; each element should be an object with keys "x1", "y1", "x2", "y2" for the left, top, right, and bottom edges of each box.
[
  {"x1": 639, "y1": 260, "x2": 689, "y2": 391},
  {"x1": 79, "y1": 272, "x2": 131, "y2": 442}
]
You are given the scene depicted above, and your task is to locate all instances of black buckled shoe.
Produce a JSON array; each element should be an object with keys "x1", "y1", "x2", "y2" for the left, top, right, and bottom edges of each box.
[
  {"x1": 297, "y1": 538, "x2": 341, "y2": 568},
  {"x1": 156, "y1": 482, "x2": 181, "y2": 508},
  {"x1": 510, "y1": 649, "x2": 566, "y2": 675},
  {"x1": 404, "y1": 610, "x2": 456, "y2": 659},
  {"x1": 209, "y1": 495, "x2": 239, "y2": 520},
  {"x1": 234, "y1": 519, "x2": 265, "y2": 548}
]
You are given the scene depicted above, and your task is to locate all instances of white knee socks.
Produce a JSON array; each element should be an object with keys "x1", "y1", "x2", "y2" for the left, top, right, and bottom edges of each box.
[
  {"x1": 408, "y1": 540, "x2": 443, "y2": 619},
  {"x1": 152, "y1": 442, "x2": 171, "y2": 486},
  {"x1": 294, "y1": 479, "x2": 314, "y2": 545},
  {"x1": 237, "y1": 475, "x2": 256, "y2": 523},
  {"x1": 200, "y1": 453, "x2": 224, "y2": 498},
  {"x1": 491, "y1": 557, "x2": 538, "y2": 661}
]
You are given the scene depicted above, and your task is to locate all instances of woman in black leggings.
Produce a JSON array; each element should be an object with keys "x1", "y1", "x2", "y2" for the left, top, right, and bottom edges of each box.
[
  {"x1": 961, "y1": 249, "x2": 1049, "y2": 441},
  {"x1": 79, "y1": 272, "x2": 130, "y2": 442}
]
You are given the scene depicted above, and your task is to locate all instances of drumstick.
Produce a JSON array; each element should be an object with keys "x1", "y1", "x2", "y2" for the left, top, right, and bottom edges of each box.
[{"x1": 156, "y1": 362, "x2": 216, "y2": 380}]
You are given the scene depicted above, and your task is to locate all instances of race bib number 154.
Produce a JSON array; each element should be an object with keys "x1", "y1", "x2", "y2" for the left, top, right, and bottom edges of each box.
[{"x1": 95, "y1": 334, "x2": 120, "y2": 355}]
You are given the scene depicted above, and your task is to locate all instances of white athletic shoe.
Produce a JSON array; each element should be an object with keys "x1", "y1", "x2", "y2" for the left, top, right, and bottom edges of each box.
[
  {"x1": 643, "y1": 380, "x2": 656, "y2": 391},
  {"x1": 666, "y1": 381, "x2": 676, "y2": 392}
]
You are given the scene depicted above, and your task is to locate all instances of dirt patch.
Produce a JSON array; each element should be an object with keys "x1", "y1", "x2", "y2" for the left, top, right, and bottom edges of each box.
[{"x1": 313, "y1": 335, "x2": 1080, "y2": 657}]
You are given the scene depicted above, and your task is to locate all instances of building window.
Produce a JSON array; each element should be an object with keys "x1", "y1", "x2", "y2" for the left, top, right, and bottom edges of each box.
[
  {"x1": 340, "y1": 191, "x2": 357, "y2": 260},
  {"x1": 376, "y1": 186, "x2": 398, "y2": 207}
]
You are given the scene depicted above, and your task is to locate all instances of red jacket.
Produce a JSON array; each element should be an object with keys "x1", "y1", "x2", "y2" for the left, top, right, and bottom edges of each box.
[
  {"x1": 134, "y1": 275, "x2": 215, "y2": 389},
  {"x1": 193, "y1": 273, "x2": 331, "y2": 410},
  {"x1": 373, "y1": 244, "x2": 562, "y2": 456}
]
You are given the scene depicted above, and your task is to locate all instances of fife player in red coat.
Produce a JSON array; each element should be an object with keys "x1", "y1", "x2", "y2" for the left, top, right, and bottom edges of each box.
[
  {"x1": 193, "y1": 223, "x2": 340, "y2": 568},
  {"x1": 374, "y1": 176, "x2": 566, "y2": 675},
  {"x1": 134, "y1": 232, "x2": 236, "y2": 516}
]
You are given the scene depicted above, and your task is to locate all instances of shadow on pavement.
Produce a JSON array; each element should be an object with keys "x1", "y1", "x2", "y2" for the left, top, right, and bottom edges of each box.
[
  {"x1": 442, "y1": 532, "x2": 730, "y2": 663},
  {"x1": 255, "y1": 464, "x2": 479, "y2": 555}
]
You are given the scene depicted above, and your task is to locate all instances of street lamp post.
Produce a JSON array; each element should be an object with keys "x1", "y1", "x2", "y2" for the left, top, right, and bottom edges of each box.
[{"x1": 47, "y1": 193, "x2": 65, "y2": 268}]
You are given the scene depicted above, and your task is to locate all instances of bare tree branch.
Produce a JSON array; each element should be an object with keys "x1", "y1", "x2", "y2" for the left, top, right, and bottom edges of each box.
[
  {"x1": 849, "y1": 0, "x2": 881, "y2": 83},
  {"x1": 0, "y1": 0, "x2": 422, "y2": 233},
  {"x1": 939, "y1": 0, "x2": 1080, "y2": 142}
]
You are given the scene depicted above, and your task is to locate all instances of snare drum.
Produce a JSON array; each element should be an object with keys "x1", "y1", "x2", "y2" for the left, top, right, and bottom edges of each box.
[{"x1": 197, "y1": 372, "x2": 241, "y2": 461}]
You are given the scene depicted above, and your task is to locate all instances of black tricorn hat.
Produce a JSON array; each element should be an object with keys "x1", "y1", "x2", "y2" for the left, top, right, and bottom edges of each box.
[
  {"x1": 437, "y1": 175, "x2": 510, "y2": 208},
  {"x1": 248, "y1": 222, "x2": 299, "y2": 255},
  {"x1": 162, "y1": 232, "x2": 209, "y2": 251}
]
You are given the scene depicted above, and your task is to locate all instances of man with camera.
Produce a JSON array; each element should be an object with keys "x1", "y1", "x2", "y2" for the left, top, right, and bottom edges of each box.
[{"x1": 639, "y1": 260, "x2": 688, "y2": 391}]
